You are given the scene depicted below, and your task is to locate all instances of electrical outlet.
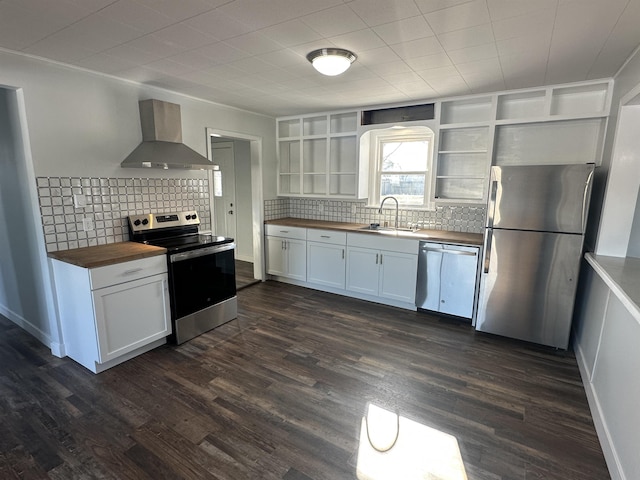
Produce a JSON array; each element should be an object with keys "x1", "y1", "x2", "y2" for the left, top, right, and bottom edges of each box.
[
  {"x1": 318, "y1": 202, "x2": 324, "y2": 213},
  {"x1": 82, "y1": 217, "x2": 94, "y2": 231},
  {"x1": 351, "y1": 204, "x2": 357, "y2": 215}
]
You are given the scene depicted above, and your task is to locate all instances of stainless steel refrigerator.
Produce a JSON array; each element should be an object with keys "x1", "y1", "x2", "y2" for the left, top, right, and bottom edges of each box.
[{"x1": 476, "y1": 163, "x2": 594, "y2": 349}]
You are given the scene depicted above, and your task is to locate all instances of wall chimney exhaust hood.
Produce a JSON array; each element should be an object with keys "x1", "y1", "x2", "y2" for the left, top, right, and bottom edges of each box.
[{"x1": 121, "y1": 99, "x2": 214, "y2": 170}]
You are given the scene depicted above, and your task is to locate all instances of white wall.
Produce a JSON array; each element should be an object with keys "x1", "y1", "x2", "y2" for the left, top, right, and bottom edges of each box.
[
  {"x1": 573, "y1": 45, "x2": 640, "y2": 480},
  {"x1": 0, "y1": 50, "x2": 276, "y2": 351},
  {"x1": 0, "y1": 88, "x2": 59, "y2": 348},
  {"x1": 593, "y1": 46, "x2": 640, "y2": 254},
  {"x1": 0, "y1": 51, "x2": 276, "y2": 183},
  {"x1": 232, "y1": 139, "x2": 254, "y2": 261}
]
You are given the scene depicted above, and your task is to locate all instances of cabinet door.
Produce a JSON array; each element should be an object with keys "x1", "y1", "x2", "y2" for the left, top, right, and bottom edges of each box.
[
  {"x1": 266, "y1": 236, "x2": 286, "y2": 276},
  {"x1": 379, "y1": 251, "x2": 418, "y2": 303},
  {"x1": 346, "y1": 246, "x2": 379, "y2": 295},
  {"x1": 307, "y1": 241, "x2": 345, "y2": 289},
  {"x1": 439, "y1": 247, "x2": 478, "y2": 318},
  {"x1": 93, "y1": 274, "x2": 170, "y2": 363},
  {"x1": 286, "y1": 238, "x2": 307, "y2": 281}
]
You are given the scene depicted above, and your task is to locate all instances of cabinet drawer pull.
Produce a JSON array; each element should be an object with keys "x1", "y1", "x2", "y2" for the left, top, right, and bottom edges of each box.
[
  {"x1": 380, "y1": 254, "x2": 383, "y2": 265},
  {"x1": 320, "y1": 235, "x2": 331, "y2": 238},
  {"x1": 279, "y1": 230, "x2": 289, "y2": 233},
  {"x1": 375, "y1": 253, "x2": 379, "y2": 264},
  {"x1": 342, "y1": 249, "x2": 345, "y2": 259},
  {"x1": 123, "y1": 268, "x2": 143, "y2": 275}
]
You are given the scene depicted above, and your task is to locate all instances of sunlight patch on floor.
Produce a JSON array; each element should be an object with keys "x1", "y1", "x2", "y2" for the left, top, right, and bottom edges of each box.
[{"x1": 356, "y1": 403, "x2": 468, "y2": 480}]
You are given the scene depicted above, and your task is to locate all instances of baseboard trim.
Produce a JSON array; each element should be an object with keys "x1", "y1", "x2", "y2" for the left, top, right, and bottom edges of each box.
[
  {"x1": 574, "y1": 342, "x2": 624, "y2": 480},
  {"x1": 0, "y1": 304, "x2": 53, "y2": 350}
]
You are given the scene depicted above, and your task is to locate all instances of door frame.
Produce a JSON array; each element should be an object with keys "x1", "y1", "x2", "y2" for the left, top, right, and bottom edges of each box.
[
  {"x1": 211, "y1": 141, "x2": 237, "y2": 246},
  {"x1": 206, "y1": 128, "x2": 264, "y2": 281}
]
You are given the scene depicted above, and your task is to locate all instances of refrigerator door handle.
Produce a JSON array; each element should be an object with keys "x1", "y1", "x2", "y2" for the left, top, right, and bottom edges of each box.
[
  {"x1": 487, "y1": 177, "x2": 498, "y2": 229},
  {"x1": 582, "y1": 169, "x2": 594, "y2": 233},
  {"x1": 484, "y1": 229, "x2": 493, "y2": 274}
]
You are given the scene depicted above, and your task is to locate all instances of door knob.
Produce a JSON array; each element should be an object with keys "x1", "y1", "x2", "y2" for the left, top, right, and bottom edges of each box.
[{"x1": 228, "y1": 210, "x2": 234, "y2": 214}]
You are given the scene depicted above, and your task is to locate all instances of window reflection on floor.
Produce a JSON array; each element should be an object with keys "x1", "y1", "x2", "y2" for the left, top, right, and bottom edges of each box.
[{"x1": 356, "y1": 403, "x2": 468, "y2": 480}]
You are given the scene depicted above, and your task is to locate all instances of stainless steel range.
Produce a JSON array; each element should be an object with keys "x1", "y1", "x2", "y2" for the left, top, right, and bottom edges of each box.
[{"x1": 128, "y1": 210, "x2": 237, "y2": 344}]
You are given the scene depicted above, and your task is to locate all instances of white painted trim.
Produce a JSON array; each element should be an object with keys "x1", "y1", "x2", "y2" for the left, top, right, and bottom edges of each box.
[
  {"x1": 0, "y1": 304, "x2": 51, "y2": 348},
  {"x1": 574, "y1": 340, "x2": 624, "y2": 480},
  {"x1": 0, "y1": 47, "x2": 273, "y2": 120},
  {"x1": 206, "y1": 128, "x2": 265, "y2": 280},
  {"x1": 10, "y1": 88, "x2": 65, "y2": 357}
]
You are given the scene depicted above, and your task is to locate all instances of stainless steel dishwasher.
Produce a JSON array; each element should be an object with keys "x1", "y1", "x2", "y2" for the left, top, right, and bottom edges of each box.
[{"x1": 416, "y1": 241, "x2": 480, "y2": 320}]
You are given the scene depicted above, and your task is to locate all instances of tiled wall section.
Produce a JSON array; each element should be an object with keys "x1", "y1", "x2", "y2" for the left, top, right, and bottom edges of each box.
[
  {"x1": 264, "y1": 198, "x2": 485, "y2": 233},
  {"x1": 37, "y1": 177, "x2": 211, "y2": 252}
]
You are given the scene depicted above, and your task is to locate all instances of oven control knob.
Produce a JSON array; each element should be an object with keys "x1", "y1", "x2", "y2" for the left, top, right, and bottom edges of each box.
[
  {"x1": 133, "y1": 219, "x2": 141, "y2": 226},
  {"x1": 191, "y1": 213, "x2": 197, "y2": 220},
  {"x1": 185, "y1": 214, "x2": 191, "y2": 220},
  {"x1": 141, "y1": 218, "x2": 149, "y2": 225}
]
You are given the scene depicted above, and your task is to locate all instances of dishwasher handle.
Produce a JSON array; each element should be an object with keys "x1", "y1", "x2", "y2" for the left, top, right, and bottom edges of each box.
[{"x1": 420, "y1": 246, "x2": 477, "y2": 256}]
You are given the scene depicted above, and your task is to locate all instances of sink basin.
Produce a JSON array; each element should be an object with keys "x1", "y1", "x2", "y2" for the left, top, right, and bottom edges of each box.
[{"x1": 358, "y1": 225, "x2": 420, "y2": 233}]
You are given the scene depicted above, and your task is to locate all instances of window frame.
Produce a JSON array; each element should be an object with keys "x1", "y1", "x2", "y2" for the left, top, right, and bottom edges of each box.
[{"x1": 366, "y1": 126, "x2": 435, "y2": 210}]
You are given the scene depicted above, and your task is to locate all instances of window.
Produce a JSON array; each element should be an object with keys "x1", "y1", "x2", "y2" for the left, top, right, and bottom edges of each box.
[{"x1": 363, "y1": 126, "x2": 435, "y2": 209}]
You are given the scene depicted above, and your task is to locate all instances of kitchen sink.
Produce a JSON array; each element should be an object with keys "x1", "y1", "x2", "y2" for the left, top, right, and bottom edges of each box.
[{"x1": 358, "y1": 225, "x2": 420, "y2": 233}]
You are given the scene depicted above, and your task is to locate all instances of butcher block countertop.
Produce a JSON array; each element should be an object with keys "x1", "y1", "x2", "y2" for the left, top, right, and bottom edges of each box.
[
  {"x1": 265, "y1": 218, "x2": 483, "y2": 246},
  {"x1": 48, "y1": 242, "x2": 167, "y2": 268}
]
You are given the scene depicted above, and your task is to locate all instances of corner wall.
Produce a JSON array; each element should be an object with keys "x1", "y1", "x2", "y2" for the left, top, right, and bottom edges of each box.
[{"x1": 0, "y1": 88, "x2": 57, "y2": 347}]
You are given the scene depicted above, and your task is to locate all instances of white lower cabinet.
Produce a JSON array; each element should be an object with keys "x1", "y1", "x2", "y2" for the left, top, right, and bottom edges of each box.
[
  {"x1": 346, "y1": 246, "x2": 418, "y2": 304},
  {"x1": 265, "y1": 225, "x2": 307, "y2": 281},
  {"x1": 51, "y1": 255, "x2": 171, "y2": 373},
  {"x1": 345, "y1": 232, "x2": 419, "y2": 308},
  {"x1": 306, "y1": 229, "x2": 346, "y2": 289}
]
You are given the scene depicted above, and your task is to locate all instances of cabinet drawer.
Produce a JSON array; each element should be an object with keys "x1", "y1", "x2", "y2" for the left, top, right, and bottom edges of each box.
[
  {"x1": 90, "y1": 255, "x2": 167, "y2": 290},
  {"x1": 307, "y1": 229, "x2": 346, "y2": 245},
  {"x1": 265, "y1": 224, "x2": 307, "y2": 240}
]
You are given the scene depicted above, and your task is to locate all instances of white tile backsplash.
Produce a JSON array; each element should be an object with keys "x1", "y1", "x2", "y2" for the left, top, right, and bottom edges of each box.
[
  {"x1": 37, "y1": 176, "x2": 211, "y2": 252},
  {"x1": 264, "y1": 198, "x2": 485, "y2": 233}
]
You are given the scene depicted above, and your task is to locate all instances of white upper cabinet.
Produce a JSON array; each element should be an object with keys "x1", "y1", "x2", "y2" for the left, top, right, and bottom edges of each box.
[
  {"x1": 277, "y1": 79, "x2": 612, "y2": 204},
  {"x1": 277, "y1": 111, "x2": 365, "y2": 198}
]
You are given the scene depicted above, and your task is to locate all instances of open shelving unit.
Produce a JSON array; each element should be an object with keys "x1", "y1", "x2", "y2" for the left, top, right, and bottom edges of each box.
[
  {"x1": 277, "y1": 111, "x2": 362, "y2": 198},
  {"x1": 276, "y1": 79, "x2": 613, "y2": 204}
]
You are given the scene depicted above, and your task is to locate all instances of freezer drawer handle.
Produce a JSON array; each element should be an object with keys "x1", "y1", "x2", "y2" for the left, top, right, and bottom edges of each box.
[{"x1": 420, "y1": 247, "x2": 477, "y2": 256}]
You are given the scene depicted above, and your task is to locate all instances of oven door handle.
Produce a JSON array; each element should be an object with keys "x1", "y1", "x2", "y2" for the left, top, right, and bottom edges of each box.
[{"x1": 170, "y1": 243, "x2": 235, "y2": 262}]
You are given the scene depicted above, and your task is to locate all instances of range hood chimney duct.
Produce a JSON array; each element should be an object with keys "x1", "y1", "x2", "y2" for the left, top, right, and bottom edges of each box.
[{"x1": 121, "y1": 99, "x2": 214, "y2": 170}]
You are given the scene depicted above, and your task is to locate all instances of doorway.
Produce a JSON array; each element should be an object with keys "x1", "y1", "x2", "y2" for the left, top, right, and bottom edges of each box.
[
  {"x1": 207, "y1": 129, "x2": 264, "y2": 284},
  {"x1": 211, "y1": 141, "x2": 237, "y2": 242}
]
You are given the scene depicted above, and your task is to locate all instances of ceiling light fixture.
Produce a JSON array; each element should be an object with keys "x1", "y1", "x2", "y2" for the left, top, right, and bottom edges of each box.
[{"x1": 306, "y1": 48, "x2": 357, "y2": 76}]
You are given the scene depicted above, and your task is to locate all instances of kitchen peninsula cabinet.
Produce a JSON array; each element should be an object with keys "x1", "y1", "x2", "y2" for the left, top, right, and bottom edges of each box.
[
  {"x1": 265, "y1": 225, "x2": 306, "y2": 281},
  {"x1": 50, "y1": 248, "x2": 171, "y2": 374}
]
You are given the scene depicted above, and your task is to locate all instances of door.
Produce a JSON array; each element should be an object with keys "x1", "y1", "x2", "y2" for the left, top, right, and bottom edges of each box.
[
  {"x1": 346, "y1": 247, "x2": 379, "y2": 295},
  {"x1": 488, "y1": 164, "x2": 594, "y2": 233},
  {"x1": 307, "y1": 242, "x2": 346, "y2": 289},
  {"x1": 439, "y1": 246, "x2": 479, "y2": 318},
  {"x1": 265, "y1": 236, "x2": 286, "y2": 277},
  {"x1": 212, "y1": 142, "x2": 237, "y2": 239},
  {"x1": 379, "y1": 250, "x2": 418, "y2": 303},
  {"x1": 93, "y1": 274, "x2": 171, "y2": 363},
  {"x1": 477, "y1": 229, "x2": 583, "y2": 348},
  {"x1": 286, "y1": 238, "x2": 307, "y2": 281}
]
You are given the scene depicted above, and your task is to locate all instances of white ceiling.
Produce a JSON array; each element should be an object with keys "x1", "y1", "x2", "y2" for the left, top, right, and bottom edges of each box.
[{"x1": 2, "y1": 0, "x2": 640, "y2": 117}]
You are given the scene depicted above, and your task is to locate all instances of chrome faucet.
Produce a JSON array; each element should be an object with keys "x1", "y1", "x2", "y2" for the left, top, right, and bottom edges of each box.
[{"x1": 378, "y1": 196, "x2": 399, "y2": 229}]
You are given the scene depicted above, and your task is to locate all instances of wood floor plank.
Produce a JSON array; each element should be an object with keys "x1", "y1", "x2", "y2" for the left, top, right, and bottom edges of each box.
[{"x1": 0, "y1": 281, "x2": 610, "y2": 479}]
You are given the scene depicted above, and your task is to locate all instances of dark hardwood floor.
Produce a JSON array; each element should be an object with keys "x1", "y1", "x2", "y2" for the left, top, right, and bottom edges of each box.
[
  {"x1": 0, "y1": 281, "x2": 609, "y2": 479},
  {"x1": 235, "y1": 260, "x2": 259, "y2": 291}
]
